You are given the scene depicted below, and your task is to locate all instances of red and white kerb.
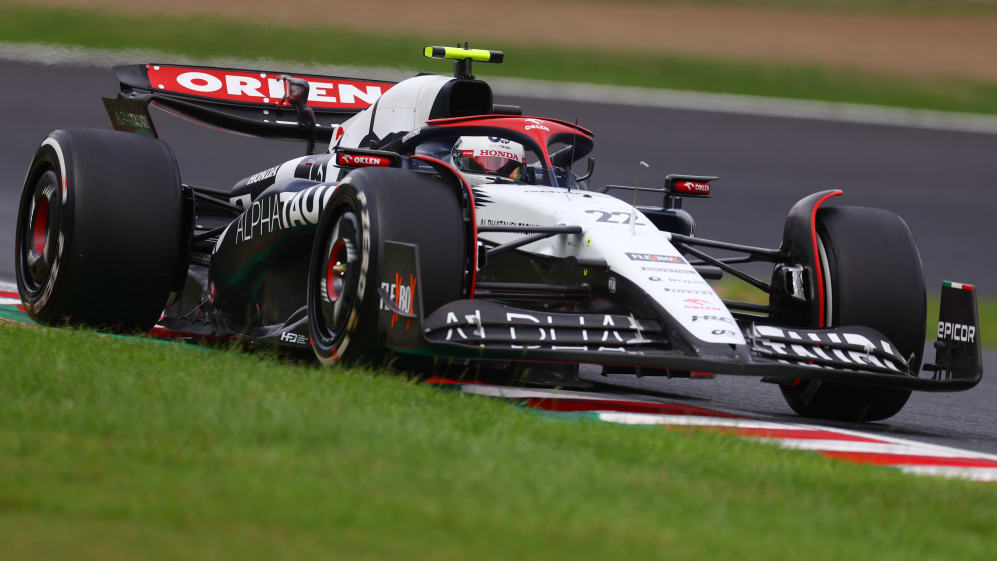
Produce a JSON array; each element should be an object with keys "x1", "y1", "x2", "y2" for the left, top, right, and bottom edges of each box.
[{"x1": 439, "y1": 382, "x2": 997, "y2": 482}]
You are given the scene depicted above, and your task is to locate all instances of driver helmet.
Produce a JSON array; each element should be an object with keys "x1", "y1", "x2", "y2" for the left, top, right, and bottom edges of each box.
[{"x1": 451, "y1": 136, "x2": 526, "y2": 180}]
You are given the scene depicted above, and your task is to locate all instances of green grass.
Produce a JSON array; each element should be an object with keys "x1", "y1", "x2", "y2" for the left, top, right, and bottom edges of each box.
[
  {"x1": 712, "y1": 277, "x2": 997, "y2": 349},
  {"x1": 1, "y1": 322, "x2": 995, "y2": 560},
  {"x1": 3, "y1": 3, "x2": 997, "y2": 115},
  {"x1": 612, "y1": 0, "x2": 997, "y2": 16}
]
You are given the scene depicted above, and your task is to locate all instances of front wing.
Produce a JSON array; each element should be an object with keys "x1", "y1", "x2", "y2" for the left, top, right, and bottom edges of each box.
[{"x1": 379, "y1": 242, "x2": 982, "y2": 392}]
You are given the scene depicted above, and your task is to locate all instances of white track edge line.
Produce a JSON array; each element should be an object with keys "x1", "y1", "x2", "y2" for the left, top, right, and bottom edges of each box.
[
  {"x1": 599, "y1": 410, "x2": 997, "y2": 462},
  {"x1": 598, "y1": 411, "x2": 997, "y2": 471},
  {"x1": 461, "y1": 384, "x2": 678, "y2": 404},
  {"x1": 899, "y1": 466, "x2": 997, "y2": 481},
  {"x1": 599, "y1": 412, "x2": 782, "y2": 429},
  {"x1": 784, "y1": 421, "x2": 997, "y2": 462},
  {"x1": 758, "y1": 439, "x2": 993, "y2": 458},
  {"x1": 465, "y1": 384, "x2": 997, "y2": 463},
  {"x1": 3, "y1": 41, "x2": 997, "y2": 135}
]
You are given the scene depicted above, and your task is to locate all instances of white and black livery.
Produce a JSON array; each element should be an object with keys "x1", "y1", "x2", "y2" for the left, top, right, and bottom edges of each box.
[{"x1": 14, "y1": 46, "x2": 982, "y2": 421}]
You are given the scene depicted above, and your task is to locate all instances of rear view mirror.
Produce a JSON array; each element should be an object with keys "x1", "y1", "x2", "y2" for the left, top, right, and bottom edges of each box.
[{"x1": 279, "y1": 75, "x2": 317, "y2": 155}]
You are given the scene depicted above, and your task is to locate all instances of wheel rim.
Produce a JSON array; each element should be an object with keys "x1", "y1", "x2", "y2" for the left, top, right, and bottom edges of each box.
[
  {"x1": 325, "y1": 239, "x2": 347, "y2": 303},
  {"x1": 317, "y1": 211, "x2": 361, "y2": 341},
  {"x1": 31, "y1": 197, "x2": 49, "y2": 256},
  {"x1": 21, "y1": 170, "x2": 60, "y2": 291}
]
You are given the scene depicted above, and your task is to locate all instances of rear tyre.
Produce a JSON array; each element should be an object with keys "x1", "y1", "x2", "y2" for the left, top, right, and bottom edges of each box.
[
  {"x1": 780, "y1": 206, "x2": 925, "y2": 422},
  {"x1": 307, "y1": 167, "x2": 468, "y2": 365},
  {"x1": 14, "y1": 129, "x2": 186, "y2": 332}
]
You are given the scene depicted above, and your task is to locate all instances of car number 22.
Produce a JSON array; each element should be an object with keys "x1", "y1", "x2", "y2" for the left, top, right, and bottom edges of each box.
[{"x1": 585, "y1": 209, "x2": 645, "y2": 225}]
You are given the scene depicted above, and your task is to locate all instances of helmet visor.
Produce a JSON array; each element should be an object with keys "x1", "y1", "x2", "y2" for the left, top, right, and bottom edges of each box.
[{"x1": 455, "y1": 151, "x2": 525, "y2": 179}]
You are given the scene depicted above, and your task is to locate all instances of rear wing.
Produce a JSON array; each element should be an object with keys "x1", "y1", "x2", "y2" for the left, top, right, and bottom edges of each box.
[{"x1": 103, "y1": 63, "x2": 396, "y2": 143}]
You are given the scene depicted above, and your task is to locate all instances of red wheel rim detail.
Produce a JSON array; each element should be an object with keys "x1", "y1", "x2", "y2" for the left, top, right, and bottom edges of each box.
[
  {"x1": 31, "y1": 197, "x2": 50, "y2": 256},
  {"x1": 325, "y1": 239, "x2": 346, "y2": 302}
]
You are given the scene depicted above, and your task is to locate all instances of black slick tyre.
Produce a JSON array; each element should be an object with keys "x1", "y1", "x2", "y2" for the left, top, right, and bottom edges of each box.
[
  {"x1": 307, "y1": 167, "x2": 468, "y2": 366},
  {"x1": 780, "y1": 206, "x2": 926, "y2": 422},
  {"x1": 14, "y1": 129, "x2": 186, "y2": 332}
]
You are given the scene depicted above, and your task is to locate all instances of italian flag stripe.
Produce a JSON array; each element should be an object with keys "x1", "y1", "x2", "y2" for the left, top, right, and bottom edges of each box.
[{"x1": 943, "y1": 281, "x2": 975, "y2": 291}]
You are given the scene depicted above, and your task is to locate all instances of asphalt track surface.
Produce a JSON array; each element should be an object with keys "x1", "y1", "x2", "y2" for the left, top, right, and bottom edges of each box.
[{"x1": 2, "y1": 59, "x2": 995, "y2": 455}]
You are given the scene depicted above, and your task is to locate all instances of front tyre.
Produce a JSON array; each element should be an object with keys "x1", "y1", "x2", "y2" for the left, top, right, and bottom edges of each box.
[
  {"x1": 308, "y1": 189, "x2": 377, "y2": 365},
  {"x1": 307, "y1": 168, "x2": 468, "y2": 366},
  {"x1": 780, "y1": 206, "x2": 925, "y2": 422}
]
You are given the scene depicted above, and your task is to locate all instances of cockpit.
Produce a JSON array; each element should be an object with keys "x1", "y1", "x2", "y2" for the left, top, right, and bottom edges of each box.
[{"x1": 389, "y1": 116, "x2": 595, "y2": 189}]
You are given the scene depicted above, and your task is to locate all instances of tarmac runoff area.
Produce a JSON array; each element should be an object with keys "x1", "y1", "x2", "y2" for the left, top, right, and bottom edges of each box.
[
  {"x1": 3, "y1": 280, "x2": 996, "y2": 482},
  {"x1": 5, "y1": 41, "x2": 997, "y2": 135},
  {"x1": 2, "y1": 45, "x2": 996, "y2": 292}
]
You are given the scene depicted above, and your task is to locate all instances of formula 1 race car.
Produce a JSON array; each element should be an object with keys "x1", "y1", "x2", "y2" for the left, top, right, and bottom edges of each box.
[{"x1": 14, "y1": 46, "x2": 982, "y2": 421}]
